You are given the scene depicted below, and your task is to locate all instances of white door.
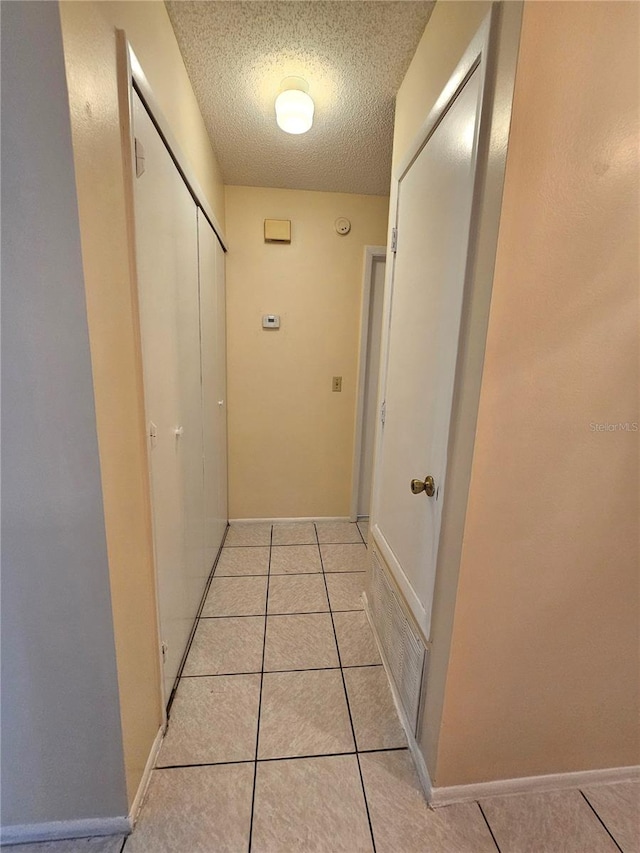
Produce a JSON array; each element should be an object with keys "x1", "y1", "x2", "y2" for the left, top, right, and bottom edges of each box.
[
  {"x1": 198, "y1": 209, "x2": 228, "y2": 566},
  {"x1": 212, "y1": 234, "x2": 229, "y2": 543},
  {"x1": 358, "y1": 256, "x2": 386, "y2": 518},
  {"x1": 178, "y1": 210, "x2": 206, "y2": 616},
  {"x1": 133, "y1": 91, "x2": 203, "y2": 701},
  {"x1": 372, "y1": 67, "x2": 483, "y2": 637}
]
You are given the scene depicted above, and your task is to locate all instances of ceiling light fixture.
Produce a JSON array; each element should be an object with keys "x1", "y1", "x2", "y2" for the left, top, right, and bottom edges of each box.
[{"x1": 275, "y1": 77, "x2": 314, "y2": 135}]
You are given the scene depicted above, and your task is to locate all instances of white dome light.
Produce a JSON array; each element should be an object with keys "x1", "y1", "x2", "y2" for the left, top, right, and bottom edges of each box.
[{"x1": 275, "y1": 87, "x2": 314, "y2": 135}]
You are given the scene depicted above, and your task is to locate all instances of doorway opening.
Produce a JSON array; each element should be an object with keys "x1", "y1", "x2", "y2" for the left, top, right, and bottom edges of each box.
[{"x1": 351, "y1": 246, "x2": 387, "y2": 522}]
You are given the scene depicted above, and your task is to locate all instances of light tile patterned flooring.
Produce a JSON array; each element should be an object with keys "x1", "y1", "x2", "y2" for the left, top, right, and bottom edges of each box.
[{"x1": 6, "y1": 521, "x2": 638, "y2": 852}]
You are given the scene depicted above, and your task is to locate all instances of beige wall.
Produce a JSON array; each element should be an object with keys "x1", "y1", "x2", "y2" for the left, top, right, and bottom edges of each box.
[
  {"x1": 225, "y1": 186, "x2": 388, "y2": 519},
  {"x1": 92, "y1": 1, "x2": 224, "y2": 228},
  {"x1": 59, "y1": 0, "x2": 225, "y2": 805},
  {"x1": 392, "y1": 1, "x2": 490, "y2": 172},
  {"x1": 435, "y1": 1, "x2": 640, "y2": 785}
]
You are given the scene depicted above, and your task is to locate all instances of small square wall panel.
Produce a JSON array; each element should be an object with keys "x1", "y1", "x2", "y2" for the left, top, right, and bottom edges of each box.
[{"x1": 264, "y1": 219, "x2": 291, "y2": 243}]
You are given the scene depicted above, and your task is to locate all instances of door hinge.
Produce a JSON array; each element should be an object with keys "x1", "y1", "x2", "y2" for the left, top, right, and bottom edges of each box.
[
  {"x1": 134, "y1": 137, "x2": 146, "y2": 177},
  {"x1": 391, "y1": 228, "x2": 398, "y2": 253},
  {"x1": 380, "y1": 400, "x2": 386, "y2": 425},
  {"x1": 161, "y1": 641, "x2": 168, "y2": 661}
]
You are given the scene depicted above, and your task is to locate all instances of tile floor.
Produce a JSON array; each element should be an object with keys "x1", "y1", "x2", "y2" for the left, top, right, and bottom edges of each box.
[{"x1": 6, "y1": 521, "x2": 638, "y2": 852}]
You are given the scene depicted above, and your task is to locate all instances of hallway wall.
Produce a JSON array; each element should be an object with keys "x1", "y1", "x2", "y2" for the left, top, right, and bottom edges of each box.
[
  {"x1": 225, "y1": 186, "x2": 389, "y2": 519},
  {"x1": 437, "y1": 0, "x2": 640, "y2": 785},
  {"x1": 1, "y1": 1, "x2": 127, "y2": 830},
  {"x1": 59, "y1": 0, "x2": 226, "y2": 806}
]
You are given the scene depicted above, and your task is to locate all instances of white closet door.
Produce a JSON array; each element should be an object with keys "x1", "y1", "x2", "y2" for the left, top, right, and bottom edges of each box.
[
  {"x1": 177, "y1": 220, "x2": 206, "y2": 613},
  {"x1": 133, "y1": 91, "x2": 203, "y2": 701},
  {"x1": 214, "y1": 238, "x2": 228, "y2": 538},
  {"x1": 198, "y1": 209, "x2": 228, "y2": 563}
]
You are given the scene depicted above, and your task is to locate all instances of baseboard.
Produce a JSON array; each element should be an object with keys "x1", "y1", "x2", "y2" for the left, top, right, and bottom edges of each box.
[
  {"x1": 228, "y1": 516, "x2": 351, "y2": 523},
  {"x1": 0, "y1": 816, "x2": 131, "y2": 846},
  {"x1": 430, "y1": 764, "x2": 640, "y2": 807},
  {"x1": 128, "y1": 724, "x2": 165, "y2": 826},
  {"x1": 363, "y1": 593, "x2": 640, "y2": 809},
  {"x1": 1, "y1": 723, "x2": 166, "y2": 846},
  {"x1": 362, "y1": 592, "x2": 434, "y2": 803}
]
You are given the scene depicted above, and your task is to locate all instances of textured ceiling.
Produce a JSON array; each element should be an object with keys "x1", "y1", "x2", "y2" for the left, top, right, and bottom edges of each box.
[{"x1": 165, "y1": 1, "x2": 435, "y2": 195}]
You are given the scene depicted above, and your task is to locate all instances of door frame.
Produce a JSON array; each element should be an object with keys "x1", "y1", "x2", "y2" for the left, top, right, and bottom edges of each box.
[
  {"x1": 369, "y1": 6, "x2": 506, "y2": 635},
  {"x1": 350, "y1": 245, "x2": 387, "y2": 522}
]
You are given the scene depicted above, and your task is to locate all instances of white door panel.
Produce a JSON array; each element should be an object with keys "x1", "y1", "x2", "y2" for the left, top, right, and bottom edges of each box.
[
  {"x1": 177, "y1": 209, "x2": 206, "y2": 614},
  {"x1": 198, "y1": 210, "x2": 228, "y2": 566},
  {"x1": 214, "y1": 240, "x2": 228, "y2": 537},
  {"x1": 374, "y1": 68, "x2": 482, "y2": 636},
  {"x1": 133, "y1": 91, "x2": 203, "y2": 701}
]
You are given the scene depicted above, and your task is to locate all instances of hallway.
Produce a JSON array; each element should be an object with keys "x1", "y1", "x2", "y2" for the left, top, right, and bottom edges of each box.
[
  {"x1": 121, "y1": 520, "x2": 640, "y2": 853},
  {"x1": 2, "y1": 1, "x2": 639, "y2": 848}
]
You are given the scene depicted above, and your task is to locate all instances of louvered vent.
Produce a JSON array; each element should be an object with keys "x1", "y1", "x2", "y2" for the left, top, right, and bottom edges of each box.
[{"x1": 369, "y1": 550, "x2": 426, "y2": 735}]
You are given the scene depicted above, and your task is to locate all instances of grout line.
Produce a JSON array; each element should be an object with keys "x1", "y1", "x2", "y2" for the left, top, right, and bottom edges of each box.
[
  {"x1": 148, "y1": 746, "x2": 409, "y2": 770},
  {"x1": 201, "y1": 614, "x2": 270, "y2": 619},
  {"x1": 266, "y1": 663, "x2": 383, "y2": 674},
  {"x1": 157, "y1": 758, "x2": 255, "y2": 770},
  {"x1": 212, "y1": 570, "x2": 366, "y2": 579},
  {"x1": 224, "y1": 539, "x2": 364, "y2": 549},
  {"x1": 270, "y1": 570, "x2": 324, "y2": 575},
  {"x1": 267, "y1": 608, "x2": 361, "y2": 616},
  {"x1": 267, "y1": 608, "x2": 328, "y2": 616},
  {"x1": 247, "y1": 524, "x2": 273, "y2": 853},
  {"x1": 358, "y1": 746, "x2": 408, "y2": 755},
  {"x1": 199, "y1": 606, "x2": 365, "y2": 619},
  {"x1": 320, "y1": 569, "x2": 367, "y2": 575},
  {"x1": 477, "y1": 802, "x2": 503, "y2": 853},
  {"x1": 156, "y1": 753, "x2": 357, "y2": 771},
  {"x1": 263, "y1": 666, "x2": 340, "y2": 675},
  {"x1": 257, "y1": 751, "x2": 355, "y2": 763},
  {"x1": 200, "y1": 604, "x2": 365, "y2": 620},
  {"x1": 155, "y1": 747, "x2": 412, "y2": 772},
  {"x1": 258, "y1": 745, "x2": 407, "y2": 761},
  {"x1": 214, "y1": 573, "x2": 270, "y2": 579},
  {"x1": 181, "y1": 671, "x2": 263, "y2": 678},
  {"x1": 201, "y1": 609, "x2": 327, "y2": 619},
  {"x1": 314, "y1": 522, "x2": 378, "y2": 853},
  {"x1": 180, "y1": 663, "x2": 383, "y2": 679},
  {"x1": 579, "y1": 790, "x2": 625, "y2": 852}
]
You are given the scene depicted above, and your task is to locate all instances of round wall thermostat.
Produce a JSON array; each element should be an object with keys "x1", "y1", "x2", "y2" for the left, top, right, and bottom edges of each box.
[{"x1": 335, "y1": 217, "x2": 351, "y2": 235}]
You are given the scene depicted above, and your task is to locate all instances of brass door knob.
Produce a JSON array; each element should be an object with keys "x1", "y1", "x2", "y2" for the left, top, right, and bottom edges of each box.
[{"x1": 410, "y1": 475, "x2": 435, "y2": 497}]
